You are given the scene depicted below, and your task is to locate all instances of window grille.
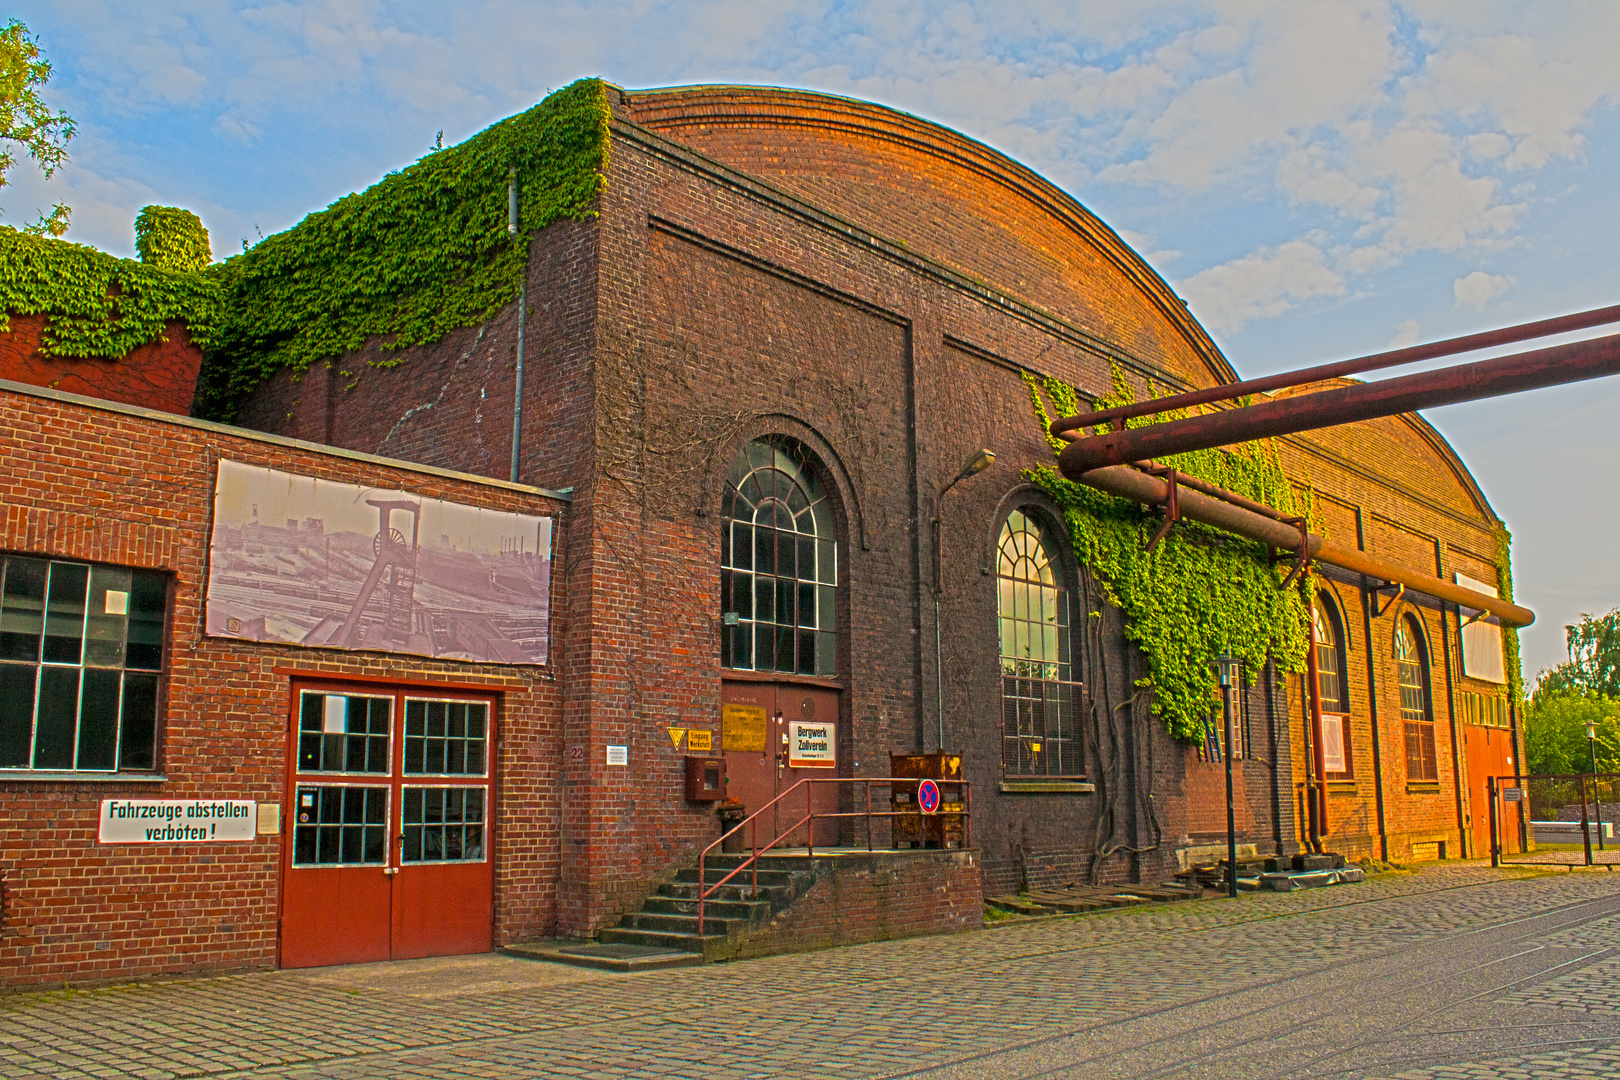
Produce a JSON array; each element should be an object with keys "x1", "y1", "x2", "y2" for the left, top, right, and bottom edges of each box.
[
  {"x1": 0, "y1": 556, "x2": 166, "y2": 773},
  {"x1": 998, "y1": 510, "x2": 1083, "y2": 777},
  {"x1": 720, "y1": 439, "x2": 838, "y2": 677},
  {"x1": 1314, "y1": 595, "x2": 1352, "y2": 778},
  {"x1": 1396, "y1": 616, "x2": 1438, "y2": 781}
]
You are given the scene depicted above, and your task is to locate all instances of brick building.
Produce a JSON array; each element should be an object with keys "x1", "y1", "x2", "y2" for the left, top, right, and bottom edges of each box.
[{"x1": 0, "y1": 81, "x2": 1520, "y2": 985}]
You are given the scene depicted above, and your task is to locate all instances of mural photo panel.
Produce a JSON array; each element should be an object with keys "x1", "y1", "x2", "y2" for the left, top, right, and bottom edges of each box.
[{"x1": 206, "y1": 460, "x2": 552, "y2": 665}]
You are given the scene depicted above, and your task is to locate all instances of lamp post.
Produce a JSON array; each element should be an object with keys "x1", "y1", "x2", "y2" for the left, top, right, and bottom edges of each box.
[
  {"x1": 1214, "y1": 655, "x2": 1242, "y2": 898},
  {"x1": 1586, "y1": 718, "x2": 1605, "y2": 851},
  {"x1": 933, "y1": 449, "x2": 995, "y2": 753}
]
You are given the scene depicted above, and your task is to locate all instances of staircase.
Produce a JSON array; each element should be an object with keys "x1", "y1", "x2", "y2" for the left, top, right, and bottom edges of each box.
[{"x1": 597, "y1": 854, "x2": 819, "y2": 961}]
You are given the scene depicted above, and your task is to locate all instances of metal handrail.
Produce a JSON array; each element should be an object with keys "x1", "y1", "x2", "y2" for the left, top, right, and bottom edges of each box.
[{"x1": 696, "y1": 775, "x2": 972, "y2": 935}]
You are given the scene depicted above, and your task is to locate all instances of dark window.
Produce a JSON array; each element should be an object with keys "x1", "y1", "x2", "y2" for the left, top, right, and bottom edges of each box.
[
  {"x1": 1396, "y1": 616, "x2": 1438, "y2": 782},
  {"x1": 0, "y1": 556, "x2": 166, "y2": 773},
  {"x1": 1314, "y1": 594, "x2": 1352, "y2": 779},
  {"x1": 720, "y1": 439, "x2": 837, "y2": 677},
  {"x1": 998, "y1": 510, "x2": 1083, "y2": 777}
]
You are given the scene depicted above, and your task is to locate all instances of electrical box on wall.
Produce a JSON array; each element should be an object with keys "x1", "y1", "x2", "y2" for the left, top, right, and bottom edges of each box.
[{"x1": 684, "y1": 755, "x2": 726, "y2": 801}]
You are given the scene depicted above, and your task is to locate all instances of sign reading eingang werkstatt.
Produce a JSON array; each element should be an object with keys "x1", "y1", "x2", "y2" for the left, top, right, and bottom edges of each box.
[{"x1": 98, "y1": 799, "x2": 257, "y2": 843}]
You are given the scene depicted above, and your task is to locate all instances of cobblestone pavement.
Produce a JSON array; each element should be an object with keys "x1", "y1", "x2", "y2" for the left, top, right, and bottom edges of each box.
[{"x1": 6, "y1": 863, "x2": 1620, "y2": 1079}]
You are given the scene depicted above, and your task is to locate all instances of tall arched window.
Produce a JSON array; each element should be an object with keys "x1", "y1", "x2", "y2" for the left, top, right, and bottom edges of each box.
[
  {"x1": 998, "y1": 510, "x2": 1081, "y2": 777},
  {"x1": 720, "y1": 439, "x2": 837, "y2": 676},
  {"x1": 1314, "y1": 594, "x2": 1351, "y2": 778},
  {"x1": 1396, "y1": 615, "x2": 1437, "y2": 782}
]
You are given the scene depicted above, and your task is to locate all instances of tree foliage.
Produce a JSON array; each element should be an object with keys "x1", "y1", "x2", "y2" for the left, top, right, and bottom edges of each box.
[
  {"x1": 134, "y1": 205, "x2": 212, "y2": 272},
  {"x1": 1524, "y1": 692, "x2": 1620, "y2": 777},
  {"x1": 0, "y1": 20, "x2": 74, "y2": 237},
  {"x1": 1535, "y1": 609, "x2": 1620, "y2": 704}
]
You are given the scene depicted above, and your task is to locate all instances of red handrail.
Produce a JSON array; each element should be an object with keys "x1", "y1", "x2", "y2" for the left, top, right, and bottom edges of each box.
[{"x1": 696, "y1": 776, "x2": 971, "y2": 935}]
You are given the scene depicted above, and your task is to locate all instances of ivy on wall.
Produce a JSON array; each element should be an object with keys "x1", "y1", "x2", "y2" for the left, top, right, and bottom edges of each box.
[
  {"x1": 195, "y1": 77, "x2": 611, "y2": 418},
  {"x1": 134, "y1": 205, "x2": 211, "y2": 272},
  {"x1": 0, "y1": 226, "x2": 221, "y2": 356},
  {"x1": 1025, "y1": 369, "x2": 1311, "y2": 743},
  {"x1": 1494, "y1": 524, "x2": 1525, "y2": 708}
]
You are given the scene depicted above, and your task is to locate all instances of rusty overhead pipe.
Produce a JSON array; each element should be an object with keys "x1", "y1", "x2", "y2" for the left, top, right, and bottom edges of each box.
[
  {"x1": 1078, "y1": 464, "x2": 1535, "y2": 627},
  {"x1": 1055, "y1": 332, "x2": 1620, "y2": 475},
  {"x1": 1054, "y1": 302, "x2": 1620, "y2": 433}
]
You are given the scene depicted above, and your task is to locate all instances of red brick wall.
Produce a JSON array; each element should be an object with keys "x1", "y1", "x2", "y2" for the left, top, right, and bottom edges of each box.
[
  {"x1": 733, "y1": 850, "x2": 981, "y2": 957},
  {"x1": 0, "y1": 385, "x2": 566, "y2": 987},
  {"x1": 0, "y1": 314, "x2": 202, "y2": 416}
]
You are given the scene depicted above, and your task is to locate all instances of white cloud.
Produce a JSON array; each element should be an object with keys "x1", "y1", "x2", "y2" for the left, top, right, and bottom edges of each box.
[
  {"x1": 1453, "y1": 270, "x2": 1515, "y2": 309},
  {"x1": 1388, "y1": 317, "x2": 1422, "y2": 348},
  {"x1": 1176, "y1": 239, "x2": 1346, "y2": 335}
]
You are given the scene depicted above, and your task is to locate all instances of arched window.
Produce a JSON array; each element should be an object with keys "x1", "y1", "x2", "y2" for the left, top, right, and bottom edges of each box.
[
  {"x1": 997, "y1": 510, "x2": 1081, "y2": 777},
  {"x1": 1314, "y1": 594, "x2": 1352, "y2": 778},
  {"x1": 720, "y1": 439, "x2": 837, "y2": 676},
  {"x1": 1395, "y1": 615, "x2": 1437, "y2": 782}
]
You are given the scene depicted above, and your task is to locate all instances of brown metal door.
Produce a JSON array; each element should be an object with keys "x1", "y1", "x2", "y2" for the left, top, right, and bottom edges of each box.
[
  {"x1": 720, "y1": 681, "x2": 841, "y2": 847},
  {"x1": 1465, "y1": 724, "x2": 1521, "y2": 855}
]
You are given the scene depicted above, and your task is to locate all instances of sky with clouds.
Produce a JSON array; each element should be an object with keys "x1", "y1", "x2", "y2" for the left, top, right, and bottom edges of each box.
[{"x1": 9, "y1": 0, "x2": 1620, "y2": 684}]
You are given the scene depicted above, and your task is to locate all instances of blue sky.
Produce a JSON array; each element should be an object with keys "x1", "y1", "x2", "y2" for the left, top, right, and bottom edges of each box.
[{"x1": 10, "y1": 1, "x2": 1620, "y2": 684}]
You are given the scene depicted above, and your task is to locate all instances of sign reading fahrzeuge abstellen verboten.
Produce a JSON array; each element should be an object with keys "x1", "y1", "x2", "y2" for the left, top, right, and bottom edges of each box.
[{"x1": 99, "y1": 799, "x2": 256, "y2": 843}]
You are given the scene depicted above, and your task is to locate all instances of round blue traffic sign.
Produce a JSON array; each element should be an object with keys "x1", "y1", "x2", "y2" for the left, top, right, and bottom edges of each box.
[{"x1": 917, "y1": 778, "x2": 941, "y2": 815}]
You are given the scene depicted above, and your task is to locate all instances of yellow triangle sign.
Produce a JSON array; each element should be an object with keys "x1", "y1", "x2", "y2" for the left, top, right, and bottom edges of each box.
[{"x1": 669, "y1": 727, "x2": 686, "y2": 748}]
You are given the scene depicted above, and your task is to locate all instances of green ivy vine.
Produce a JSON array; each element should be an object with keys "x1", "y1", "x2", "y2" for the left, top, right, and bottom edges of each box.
[
  {"x1": 1024, "y1": 368, "x2": 1312, "y2": 742},
  {"x1": 134, "y1": 205, "x2": 211, "y2": 272},
  {"x1": 195, "y1": 77, "x2": 611, "y2": 418},
  {"x1": 1494, "y1": 524, "x2": 1525, "y2": 708},
  {"x1": 0, "y1": 226, "x2": 221, "y2": 356}
]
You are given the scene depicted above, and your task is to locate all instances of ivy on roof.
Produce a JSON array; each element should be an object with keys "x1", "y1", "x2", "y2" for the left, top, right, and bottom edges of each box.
[
  {"x1": 196, "y1": 77, "x2": 611, "y2": 418},
  {"x1": 0, "y1": 225, "x2": 222, "y2": 358}
]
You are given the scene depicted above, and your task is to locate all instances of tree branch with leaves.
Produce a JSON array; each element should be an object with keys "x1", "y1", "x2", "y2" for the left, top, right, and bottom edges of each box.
[{"x1": 0, "y1": 19, "x2": 75, "y2": 237}]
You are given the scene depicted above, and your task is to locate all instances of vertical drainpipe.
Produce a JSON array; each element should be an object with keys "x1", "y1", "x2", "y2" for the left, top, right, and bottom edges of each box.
[
  {"x1": 508, "y1": 168, "x2": 527, "y2": 485},
  {"x1": 1437, "y1": 541, "x2": 1467, "y2": 857},
  {"x1": 1357, "y1": 507, "x2": 1390, "y2": 862}
]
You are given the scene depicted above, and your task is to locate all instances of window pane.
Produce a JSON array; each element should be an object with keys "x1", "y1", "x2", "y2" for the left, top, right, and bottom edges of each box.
[
  {"x1": 755, "y1": 530, "x2": 775, "y2": 575},
  {"x1": 818, "y1": 586, "x2": 835, "y2": 634},
  {"x1": 775, "y1": 626, "x2": 795, "y2": 673},
  {"x1": 0, "y1": 663, "x2": 35, "y2": 766},
  {"x1": 0, "y1": 558, "x2": 48, "y2": 663},
  {"x1": 777, "y1": 533, "x2": 796, "y2": 579},
  {"x1": 817, "y1": 540, "x2": 836, "y2": 585},
  {"x1": 732, "y1": 524, "x2": 752, "y2": 571},
  {"x1": 33, "y1": 666, "x2": 80, "y2": 769},
  {"x1": 798, "y1": 582, "x2": 816, "y2": 628},
  {"x1": 816, "y1": 631, "x2": 836, "y2": 677},
  {"x1": 755, "y1": 624, "x2": 775, "y2": 671},
  {"x1": 83, "y1": 566, "x2": 132, "y2": 668},
  {"x1": 755, "y1": 577, "x2": 773, "y2": 623},
  {"x1": 797, "y1": 629, "x2": 815, "y2": 675},
  {"x1": 126, "y1": 571, "x2": 166, "y2": 670},
  {"x1": 76, "y1": 667, "x2": 121, "y2": 770},
  {"x1": 118, "y1": 672, "x2": 158, "y2": 770},
  {"x1": 42, "y1": 563, "x2": 89, "y2": 665}
]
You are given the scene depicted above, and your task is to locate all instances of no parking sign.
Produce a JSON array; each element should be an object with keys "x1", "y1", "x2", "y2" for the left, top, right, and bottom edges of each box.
[{"x1": 917, "y1": 778, "x2": 941, "y2": 815}]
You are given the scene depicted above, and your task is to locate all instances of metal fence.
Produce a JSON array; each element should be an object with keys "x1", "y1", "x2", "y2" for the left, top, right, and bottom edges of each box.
[{"x1": 1491, "y1": 772, "x2": 1620, "y2": 867}]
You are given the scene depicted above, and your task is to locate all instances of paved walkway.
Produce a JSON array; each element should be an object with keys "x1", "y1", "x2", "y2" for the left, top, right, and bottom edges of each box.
[{"x1": 6, "y1": 863, "x2": 1620, "y2": 1078}]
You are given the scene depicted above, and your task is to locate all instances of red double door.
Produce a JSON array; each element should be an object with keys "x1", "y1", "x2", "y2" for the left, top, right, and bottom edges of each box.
[
  {"x1": 280, "y1": 682, "x2": 495, "y2": 968},
  {"x1": 721, "y1": 680, "x2": 841, "y2": 847}
]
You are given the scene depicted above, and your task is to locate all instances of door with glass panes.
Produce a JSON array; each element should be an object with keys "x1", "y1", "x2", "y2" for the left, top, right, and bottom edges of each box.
[{"x1": 280, "y1": 683, "x2": 494, "y2": 968}]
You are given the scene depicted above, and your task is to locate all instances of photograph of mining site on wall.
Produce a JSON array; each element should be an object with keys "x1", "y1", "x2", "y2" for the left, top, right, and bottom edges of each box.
[{"x1": 205, "y1": 460, "x2": 552, "y2": 665}]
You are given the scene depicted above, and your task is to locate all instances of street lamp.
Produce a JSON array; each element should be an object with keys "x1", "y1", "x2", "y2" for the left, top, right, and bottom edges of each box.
[
  {"x1": 1213, "y1": 655, "x2": 1242, "y2": 898},
  {"x1": 933, "y1": 449, "x2": 995, "y2": 752},
  {"x1": 1586, "y1": 717, "x2": 1605, "y2": 851}
]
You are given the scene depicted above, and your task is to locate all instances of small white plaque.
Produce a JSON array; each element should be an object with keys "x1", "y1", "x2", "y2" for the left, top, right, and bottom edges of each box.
[
  {"x1": 104, "y1": 590, "x2": 129, "y2": 615},
  {"x1": 606, "y1": 745, "x2": 628, "y2": 766},
  {"x1": 323, "y1": 696, "x2": 347, "y2": 734},
  {"x1": 99, "y1": 799, "x2": 257, "y2": 843},
  {"x1": 257, "y1": 802, "x2": 282, "y2": 834}
]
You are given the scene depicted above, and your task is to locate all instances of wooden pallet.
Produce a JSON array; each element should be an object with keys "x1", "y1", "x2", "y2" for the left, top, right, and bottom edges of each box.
[{"x1": 987, "y1": 882, "x2": 1204, "y2": 917}]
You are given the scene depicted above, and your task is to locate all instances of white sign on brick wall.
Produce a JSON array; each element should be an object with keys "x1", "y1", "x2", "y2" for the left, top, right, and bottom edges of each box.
[{"x1": 98, "y1": 800, "x2": 257, "y2": 843}]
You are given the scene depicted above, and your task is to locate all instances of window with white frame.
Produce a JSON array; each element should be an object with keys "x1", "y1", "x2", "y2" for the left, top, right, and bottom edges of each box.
[{"x1": 0, "y1": 556, "x2": 167, "y2": 773}]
